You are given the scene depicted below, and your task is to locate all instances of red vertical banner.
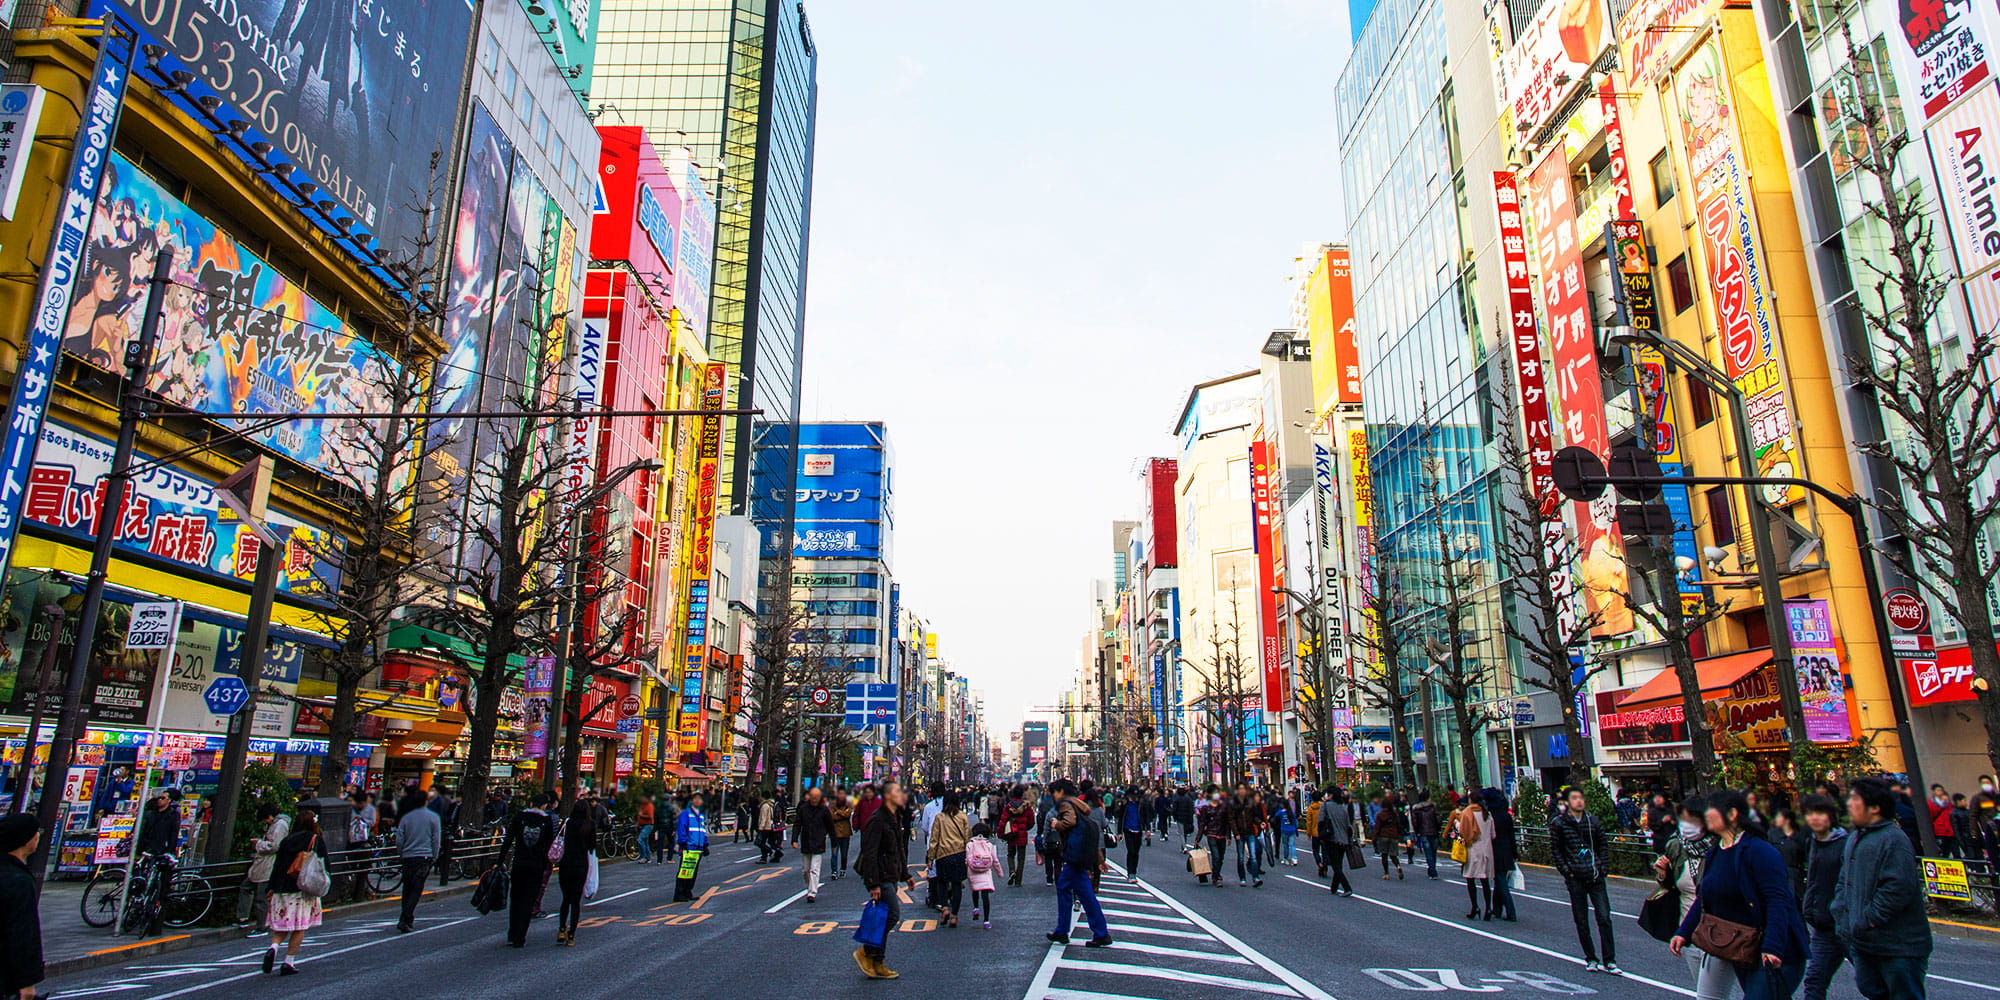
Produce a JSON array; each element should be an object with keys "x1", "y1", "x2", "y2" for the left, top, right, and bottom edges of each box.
[
  {"x1": 1599, "y1": 82, "x2": 1635, "y2": 219},
  {"x1": 1250, "y1": 440, "x2": 1284, "y2": 712},
  {"x1": 1492, "y1": 172, "x2": 1556, "y2": 514}
]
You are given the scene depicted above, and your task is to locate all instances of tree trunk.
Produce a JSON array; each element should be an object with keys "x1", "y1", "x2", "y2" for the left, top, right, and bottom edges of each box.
[
  {"x1": 1668, "y1": 640, "x2": 1717, "y2": 778},
  {"x1": 317, "y1": 680, "x2": 362, "y2": 797},
  {"x1": 1454, "y1": 698, "x2": 1481, "y2": 791},
  {"x1": 1558, "y1": 678, "x2": 1589, "y2": 788},
  {"x1": 1950, "y1": 574, "x2": 2000, "y2": 777},
  {"x1": 457, "y1": 647, "x2": 513, "y2": 830},
  {"x1": 560, "y1": 679, "x2": 588, "y2": 812}
]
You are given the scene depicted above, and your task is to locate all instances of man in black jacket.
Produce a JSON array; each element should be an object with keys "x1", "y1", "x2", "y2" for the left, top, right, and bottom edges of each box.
[
  {"x1": 854, "y1": 781, "x2": 911, "y2": 980},
  {"x1": 1798, "y1": 794, "x2": 1850, "y2": 1000},
  {"x1": 0, "y1": 815, "x2": 44, "y2": 1000},
  {"x1": 136, "y1": 789, "x2": 182, "y2": 859},
  {"x1": 792, "y1": 787, "x2": 834, "y2": 904},
  {"x1": 1549, "y1": 787, "x2": 1618, "y2": 974},
  {"x1": 501, "y1": 793, "x2": 556, "y2": 948}
]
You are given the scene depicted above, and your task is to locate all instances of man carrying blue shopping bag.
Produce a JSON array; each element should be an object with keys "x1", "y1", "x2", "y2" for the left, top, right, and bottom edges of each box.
[{"x1": 854, "y1": 781, "x2": 913, "y2": 980}]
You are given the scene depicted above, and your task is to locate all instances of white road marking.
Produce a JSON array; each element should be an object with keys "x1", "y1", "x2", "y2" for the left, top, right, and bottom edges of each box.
[
  {"x1": 1043, "y1": 989, "x2": 1177, "y2": 1000},
  {"x1": 1136, "y1": 876, "x2": 1336, "y2": 1000},
  {"x1": 1452, "y1": 878, "x2": 1639, "y2": 918},
  {"x1": 1025, "y1": 942, "x2": 1066, "y2": 1000},
  {"x1": 586, "y1": 887, "x2": 648, "y2": 906},
  {"x1": 1053, "y1": 960, "x2": 1297, "y2": 995},
  {"x1": 1092, "y1": 897, "x2": 1169, "y2": 909},
  {"x1": 1096, "y1": 908, "x2": 1193, "y2": 924},
  {"x1": 1099, "y1": 940, "x2": 1250, "y2": 964},
  {"x1": 764, "y1": 889, "x2": 809, "y2": 913},
  {"x1": 1100, "y1": 923, "x2": 1212, "y2": 940},
  {"x1": 1283, "y1": 875, "x2": 1693, "y2": 997},
  {"x1": 127, "y1": 915, "x2": 481, "y2": 1000},
  {"x1": 1931, "y1": 974, "x2": 2000, "y2": 994}
]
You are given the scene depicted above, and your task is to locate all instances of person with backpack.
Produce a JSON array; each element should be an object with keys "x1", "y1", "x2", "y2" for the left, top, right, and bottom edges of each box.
[
  {"x1": 1273, "y1": 798, "x2": 1299, "y2": 865},
  {"x1": 1043, "y1": 779, "x2": 1111, "y2": 947},
  {"x1": 261, "y1": 807, "x2": 325, "y2": 976},
  {"x1": 1116, "y1": 786, "x2": 1149, "y2": 877},
  {"x1": 966, "y1": 822, "x2": 1000, "y2": 928},
  {"x1": 500, "y1": 793, "x2": 556, "y2": 948}
]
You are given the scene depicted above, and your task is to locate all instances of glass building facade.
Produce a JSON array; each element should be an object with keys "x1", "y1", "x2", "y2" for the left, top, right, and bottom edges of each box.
[
  {"x1": 593, "y1": 0, "x2": 817, "y2": 566},
  {"x1": 1337, "y1": 0, "x2": 1505, "y2": 788}
]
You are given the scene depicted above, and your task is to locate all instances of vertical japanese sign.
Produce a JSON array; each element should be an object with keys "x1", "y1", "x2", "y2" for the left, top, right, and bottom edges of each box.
[
  {"x1": 1350, "y1": 427, "x2": 1376, "y2": 686},
  {"x1": 0, "y1": 84, "x2": 47, "y2": 220},
  {"x1": 1785, "y1": 599, "x2": 1854, "y2": 743},
  {"x1": 1526, "y1": 151, "x2": 1630, "y2": 636},
  {"x1": 1493, "y1": 172, "x2": 1558, "y2": 512},
  {"x1": 522, "y1": 656, "x2": 555, "y2": 760},
  {"x1": 1614, "y1": 220, "x2": 1705, "y2": 617},
  {"x1": 1677, "y1": 39, "x2": 1804, "y2": 506},
  {"x1": 1313, "y1": 440, "x2": 1353, "y2": 766},
  {"x1": 0, "y1": 35, "x2": 131, "y2": 578},
  {"x1": 690, "y1": 362, "x2": 727, "y2": 579},
  {"x1": 1250, "y1": 440, "x2": 1283, "y2": 713},
  {"x1": 1325, "y1": 247, "x2": 1362, "y2": 405},
  {"x1": 562, "y1": 318, "x2": 610, "y2": 520},
  {"x1": 1887, "y1": 0, "x2": 2000, "y2": 124},
  {"x1": 1599, "y1": 81, "x2": 1637, "y2": 217}
]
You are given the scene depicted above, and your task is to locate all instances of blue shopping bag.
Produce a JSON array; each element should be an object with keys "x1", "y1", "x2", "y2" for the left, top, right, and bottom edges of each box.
[{"x1": 852, "y1": 899, "x2": 890, "y2": 948}]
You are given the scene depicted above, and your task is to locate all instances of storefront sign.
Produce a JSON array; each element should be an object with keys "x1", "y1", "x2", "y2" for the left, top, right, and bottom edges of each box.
[
  {"x1": 0, "y1": 84, "x2": 47, "y2": 220},
  {"x1": 1717, "y1": 663, "x2": 1787, "y2": 750},
  {"x1": 1250, "y1": 440, "x2": 1284, "y2": 712},
  {"x1": 1925, "y1": 858, "x2": 1973, "y2": 901},
  {"x1": 1926, "y1": 83, "x2": 2000, "y2": 282},
  {"x1": 1785, "y1": 599, "x2": 1853, "y2": 743},
  {"x1": 1619, "y1": 0, "x2": 1725, "y2": 83},
  {"x1": 1887, "y1": 0, "x2": 2000, "y2": 123},
  {"x1": 93, "y1": 814, "x2": 135, "y2": 865}
]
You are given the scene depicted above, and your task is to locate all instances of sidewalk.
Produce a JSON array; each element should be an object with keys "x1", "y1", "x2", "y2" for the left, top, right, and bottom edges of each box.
[{"x1": 36, "y1": 871, "x2": 482, "y2": 979}]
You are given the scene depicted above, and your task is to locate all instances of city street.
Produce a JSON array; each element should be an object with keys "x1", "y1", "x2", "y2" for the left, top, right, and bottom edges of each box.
[{"x1": 37, "y1": 837, "x2": 2000, "y2": 999}]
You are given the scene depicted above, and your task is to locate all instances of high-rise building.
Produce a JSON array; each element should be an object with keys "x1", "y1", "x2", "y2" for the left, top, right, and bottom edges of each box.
[{"x1": 593, "y1": 0, "x2": 819, "y2": 564}]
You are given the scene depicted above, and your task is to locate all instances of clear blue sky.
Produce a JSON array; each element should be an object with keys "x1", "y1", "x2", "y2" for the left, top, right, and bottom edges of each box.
[{"x1": 800, "y1": 0, "x2": 1351, "y2": 747}]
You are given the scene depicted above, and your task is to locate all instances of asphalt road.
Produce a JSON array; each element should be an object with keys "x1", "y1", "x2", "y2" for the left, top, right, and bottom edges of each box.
[{"x1": 37, "y1": 833, "x2": 2000, "y2": 999}]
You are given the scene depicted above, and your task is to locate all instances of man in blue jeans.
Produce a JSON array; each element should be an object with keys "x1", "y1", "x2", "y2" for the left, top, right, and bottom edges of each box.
[
  {"x1": 1044, "y1": 780, "x2": 1111, "y2": 947},
  {"x1": 1409, "y1": 791, "x2": 1442, "y2": 879},
  {"x1": 1227, "y1": 784, "x2": 1265, "y2": 888},
  {"x1": 1833, "y1": 778, "x2": 1932, "y2": 999}
]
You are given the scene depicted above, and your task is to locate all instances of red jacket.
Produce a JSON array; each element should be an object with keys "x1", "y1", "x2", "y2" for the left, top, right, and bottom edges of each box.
[
  {"x1": 853, "y1": 796, "x2": 882, "y2": 835},
  {"x1": 1002, "y1": 800, "x2": 1035, "y2": 846},
  {"x1": 1930, "y1": 798, "x2": 1956, "y2": 837}
]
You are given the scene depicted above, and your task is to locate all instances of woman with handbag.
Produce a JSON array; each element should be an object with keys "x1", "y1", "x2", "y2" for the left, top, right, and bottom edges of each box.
[
  {"x1": 262, "y1": 807, "x2": 325, "y2": 976},
  {"x1": 1317, "y1": 788, "x2": 1356, "y2": 897},
  {"x1": 925, "y1": 792, "x2": 972, "y2": 927},
  {"x1": 1649, "y1": 794, "x2": 1735, "y2": 1000},
  {"x1": 555, "y1": 801, "x2": 597, "y2": 947},
  {"x1": 1457, "y1": 797, "x2": 1495, "y2": 920},
  {"x1": 1671, "y1": 790, "x2": 1811, "y2": 999}
]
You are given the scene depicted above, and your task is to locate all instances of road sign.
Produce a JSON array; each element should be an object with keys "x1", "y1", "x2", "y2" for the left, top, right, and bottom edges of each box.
[
  {"x1": 1551, "y1": 446, "x2": 1608, "y2": 502},
  {"x1": 125, "y1": 601, "x2": 182, "y2": 650},
  {"x1": 809, "y1": 686, "x2": 831, "y2": 707},
  {"x1": 1513, "y1": 699, "x2": 1535, "y2": 725},
  {"x1": 844, "y1": 682, "x2": 897, "y2": 730},
  {"x1": 203, "y1": 675, "x2": 249, "y2": 716},
  {"x1": 1885, "y1": 589, "x2": 1929, "y2": 632}
]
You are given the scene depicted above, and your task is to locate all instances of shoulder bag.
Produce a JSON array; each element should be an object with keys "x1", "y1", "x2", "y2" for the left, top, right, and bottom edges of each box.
[
  {"x1": 1688, "y1": 845, "x2": 1763, "y2": 966},
  {"x1": 293, "y1": 835, "x2": 331, "y2": 898},
  {"x1": 548, "y1": 817, "x2": 568, "y2": 863}
]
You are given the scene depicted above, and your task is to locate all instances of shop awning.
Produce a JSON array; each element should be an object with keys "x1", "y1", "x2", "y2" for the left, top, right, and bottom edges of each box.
[
  {"x1": 662, "y1": 763, "x2": 707, "y2": 779},
  {"x1": 1618, "y1": 650, "x2": 1771, "y2": 712},
  {"x1": 13, "y1": 537, "x2": 336, "y2": 647},
  {"x1": 296, "y1": 678, "x2": 441, "y2": 722}
]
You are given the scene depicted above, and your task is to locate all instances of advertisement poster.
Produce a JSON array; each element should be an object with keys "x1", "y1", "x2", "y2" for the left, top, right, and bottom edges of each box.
[
  {"x1": 1925, "y1": 858, "x2": 1973, "y2": 901},
  {"x1": 1307, "y1": 246, "x2": 1361, "y2": 407},
  {"x1": 1676, "y1": 39, "x2": 1805, "y2": 506},
  {"x1": 1250, "y1": 440, "x2": 1285, "y2": 712},
  {"x1": 1785, "y1": 599, "x2": 1852, "y2": 743},
  {"x1": 95, "y1": 0, "x2": 478, "y2": 261},
  {"x1": 61, "y1": 155, "x2": 399, "y2": 484},
  {"x1": 1526, "y1": 153, "x2": 1629, "y2": 635},
  {"x1": 675, "y1": 159, "x2": 716, "y2": 345},
  {"x1": 93, "y1": 814, "x2": 135, "y2": 865},
  {"x1": 1926, "y1": 83, "x2": 2000, "y2": 282},
  {"x1": 522, "y1": 656, "x2": 555, "y2": 761},
  {"x1": 23, "y1": 421, "x2": 341, "y2": 596},
  {"x1": 1885, "y1": 0, "x2": 2000, "y2": 123},
  {"x1": 1502, "y1": 0, "x2": 1612, "y2": 132},
  {"x1": 155, "y1": 622, "x2": 303, "y2": 738}
]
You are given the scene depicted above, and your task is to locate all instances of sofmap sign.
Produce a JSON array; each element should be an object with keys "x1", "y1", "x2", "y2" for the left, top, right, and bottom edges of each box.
[
  {"x1": 0, "y1": 38, "x2": 130, "y2": 587},
  {"x1": 93, "y1": 0, "x2": 478, "y2": 263}
]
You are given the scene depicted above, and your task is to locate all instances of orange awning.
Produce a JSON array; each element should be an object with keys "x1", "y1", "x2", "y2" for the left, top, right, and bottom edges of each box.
[
  {"x1": 1618, "y1": 649, "x2": 1772, "y2": 712},
  {"x1": 662, "y1": 763, "x2": 708, "y2": 780}
]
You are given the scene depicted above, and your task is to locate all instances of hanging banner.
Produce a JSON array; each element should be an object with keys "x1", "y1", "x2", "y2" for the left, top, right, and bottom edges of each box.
[
  {"x1": 1927, "y1": 82, "x2": 2000, "y2": 284},
  {"x1": 1250, "y1": 440, "x2": 1283, "y2": 713},
  {"x1": 1492, "y1": 172, "x2": 1557, "y2": 514},
  {"x1": 1885, "y1": 0, "x2": 2000, "y2": 124},
  {"x1": 522, "y1": 656, "x2": 555, "y2": 761},
  {"x1": 0, "y1": 33, "x2": 132, "y2": 581},
  {"x1": 1785, "y1": 599, "x2": 1854, "y2": 743}
]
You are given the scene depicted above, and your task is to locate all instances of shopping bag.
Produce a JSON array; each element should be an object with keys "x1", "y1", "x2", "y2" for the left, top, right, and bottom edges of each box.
[
  {"x1": 292, "y1": 835, "x2": 330, "y2": 897},
  {"x1": 1187, "y1": 847, "x2": 1212, "y2": 876},
  {"x1": 1346, "y1": 844, "x2": 1367, "y2": 870},
  {"x1": 583, "y1": 854, "x2": 600, "y2": 899},
  {"x1": 1450, "y1": 839, "x2": 1468, "y2": 865},
  {"x1": 853, "y1": 899, "x2": 890, "y2": 948},
  {"x1": 1507, "y1": 866, "x2": 1525, "y2": 893}
]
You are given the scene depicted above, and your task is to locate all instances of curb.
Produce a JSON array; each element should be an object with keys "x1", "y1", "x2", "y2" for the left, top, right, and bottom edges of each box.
[{"x1": 45, "y1": 879, "x2": 481, "y2": 980}]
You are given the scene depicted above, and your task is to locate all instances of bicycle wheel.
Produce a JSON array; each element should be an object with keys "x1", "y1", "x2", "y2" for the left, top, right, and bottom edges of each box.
[
  {"x1": 120, "y1": 883, "x2": 160, "y2": 936},
  {"x1": 367, "y1": 858, "x2": 402, "y2": 896},
  {"x1": 80, "y1": 869, "x2": 127, "y2": 928},
  {"x1": 160, "y1": 872, "x2": 212, "y2": 928}
]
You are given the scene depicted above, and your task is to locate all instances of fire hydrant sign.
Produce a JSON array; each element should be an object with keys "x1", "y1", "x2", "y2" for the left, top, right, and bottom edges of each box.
[{"x1": 125, "y1": 601, "x2": 182, "y2": 651}]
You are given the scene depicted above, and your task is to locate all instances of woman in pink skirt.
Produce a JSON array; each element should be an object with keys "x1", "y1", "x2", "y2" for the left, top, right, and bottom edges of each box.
[{"x1": 264, "y1": 807, "x2": 324, "y2": 975}]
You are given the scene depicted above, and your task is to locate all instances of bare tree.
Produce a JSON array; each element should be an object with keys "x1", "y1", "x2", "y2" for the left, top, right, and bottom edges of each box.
[
  {"x1": 1183, "y1": 586, "x2": 1259, "y2": 787},
  {"x1": 553, "y1": 520, "x2": 656, "y2": 811},
  {"x1": 1612, "y1": 540, "x2": 1733, "y2": 779},
  {"x1": 1492, "y1": 372, "x2": 1602, "y2": 787},
  {"x1": 1835, "y1": 30, "x2": 2000, "y2": 776},
  {"x1": 1412, "y1": 435, "x2": 1492, "y2": 790},
  {"x1": 1352, "y1": 569, "x2": 1419, "y2": 789}
]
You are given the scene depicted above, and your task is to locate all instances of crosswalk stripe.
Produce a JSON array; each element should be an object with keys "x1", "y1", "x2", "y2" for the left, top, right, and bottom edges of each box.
[
  {"x1": 1091, "y1": 897, "x2": 1168, "y2": 909},
  {"x1": 1100, "y1": 923, "x2": 1211, "y2": 940},
  {"x1": 1044, "y1": 989, "x2": 1188, "y2": 1000},
  {"x1": 1096, "y1": 908, "x2": 1193, "y2": 924},
  {"x1": 1053, "y1": 960, "x2": 1296, "y2": 995},
  {"x1": 1095, "y1": 941, "x2": 1251, "y2": 965}
]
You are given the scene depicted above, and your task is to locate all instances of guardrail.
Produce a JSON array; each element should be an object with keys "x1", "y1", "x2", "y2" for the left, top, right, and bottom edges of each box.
[{"x1": 1513, "y1": 826, "x2": 1997, "y2": 918}]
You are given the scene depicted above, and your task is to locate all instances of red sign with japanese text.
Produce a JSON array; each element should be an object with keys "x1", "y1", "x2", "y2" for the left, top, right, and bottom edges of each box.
[
  {"x1": 1492, "y1": 172, "x2": 1556, "y2": 515},
  {"x1": 690, "y1": 362, "x2": 728, "y2": 579},
  {"x1": 1250, "y1": 439, "x2": 1284, "y2": 713}
]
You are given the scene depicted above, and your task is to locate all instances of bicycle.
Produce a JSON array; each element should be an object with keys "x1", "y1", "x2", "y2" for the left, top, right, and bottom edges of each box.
[
  {"x1": 81, "y1": 853, "x2": 211, "y2": 933},
  {"x1": 356, "y1": 834, "x2": 403, "y2": 896}
]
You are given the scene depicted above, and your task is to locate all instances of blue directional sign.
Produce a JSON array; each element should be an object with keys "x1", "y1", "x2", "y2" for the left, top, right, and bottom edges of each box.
[
  {"x1": 202, "y1": 675, "x2": 249, "y2": 716},
  {"x1": 844, "y1": 682, "x2": 898, "y2": 731}
]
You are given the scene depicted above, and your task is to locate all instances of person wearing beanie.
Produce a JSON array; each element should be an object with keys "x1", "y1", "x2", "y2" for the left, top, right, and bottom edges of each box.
[{"x1": 0, "y1": 814, "x2": 46, "y2": 999}]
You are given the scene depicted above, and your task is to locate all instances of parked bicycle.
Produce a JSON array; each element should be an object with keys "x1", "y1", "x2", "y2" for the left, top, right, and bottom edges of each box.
[{"x1": 81, "y1": 852, "x2": 211, "y2": 933}]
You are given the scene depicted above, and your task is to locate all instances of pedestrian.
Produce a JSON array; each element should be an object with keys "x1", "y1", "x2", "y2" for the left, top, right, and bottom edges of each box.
[
  {"x1": 1832, "y1": 777, "x2": 1933, "y2": 999},
  {"x1": 1044, "y1": 779, "x2": 1111, "y2": 947},
  {"x1": 828, "y1": 789, "x2": 854, "y2": 881},
  {"x1": 1458, "y1": 793, "x2": 1495, "y2": 920},
  {"x1": 635, "y1": 795, "x2": 656, "y2": 865},
  {"x1": 1273, "y1": 797, "x2": 1299, "y2": 866},
  {"x1": 235, "y1": 803, "x2": 290, "y2": 930},
  {"x1": 967, "y1": 822, "x2": 999, "y2": 928},
  {"x1": 1196, "y1": 789, "x2": 1230, "y2": 887},
  {"x1": 1001, "y1": 786, "x2": 1034, "y2": 886},
  {"x1": 854, "y1": 780, "x2": 912, "y2": 980},
  {"x1": 1481, "y1": 788, "x2": 1518, "y2": 921},
  {"x1": 0, "y1": 814, "x2": 46, "y2": 1000},
  {"x1": 1319, "y1": 787, "x2": 1356, "y2": 897},
  {"x1": 1672, "y1": 789, "x2": 1809, "y2": 998},
  {"x1": 1646, "y1": 790, "x2": 1678, "y2": 854},
  {"x1": 1797, "y1": 793, "x2": 1851, "y2": 1000},
  {"x1": 394, "y1": 791, "x2": 440, "y2": 934},
  {"x1": 1653, "y1": 794, "x2": 1733, "y2": 999},
  {"x1": 1372, "y1": 792, "x2": 1406, "y2": 880},
  {"x1": 1550, "y1": 786, "x2": 1618, "y2": 973},
  {"x1": 1153, "y1": 788, "x2": 1173, "y2": 841},
  {"x1": 1409, "y1": 790, "x2": 1441, "y2": 880},
  {"x1": 500, "y1": 792, "x2": 555, "y2": 948},
  {"x1": 1117, "y1": 786, "x2": 1147, "y2": 877},
  {"x1": 673, "y1": 792, "x2": 710, "y2": 902},
  {"x1": 926, "y1": 791, "x2": 972, "y2": 927},
  {"x1": 262, "y1": 806, "x2": 324, "y2": 976},
  {"x1": 756, "y1": 794, "x2": 783, "y2": 863},
  {"x1": 1888, "y1": 781, "x2": 1920, "y2": 848},
  {"x1": 1770, "y1": 806, "x2": 1808, "y2": 898},
  {"x1": 1925, "y1": 784, "x2": 1957, "y2": 858},
  {"x1": 1174, "y1": 788, "x2": 1195, "y2": 846},
  {"x1": 138, "y1": 788, "x2": 182, "y2": 862},
  {"x1": 793, "y1": 786, "x2": 834, "y2": 904},
  {"x1": 554, "y1": 800, "x2": 595, "y2": 947},
  {"x1": 1228, "y1": 783, "x2": 1266, "y2": 888},
  {"x1": 734, "y1": 795, "x2": 752, "y2": 844}
]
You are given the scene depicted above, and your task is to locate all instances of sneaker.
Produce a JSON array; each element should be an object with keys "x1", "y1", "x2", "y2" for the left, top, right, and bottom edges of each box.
[
  {"x1": 1397, "y1": 869, "x2": 1405, "y2": 880},
  {"x1": 1584, "y1": 961, "x2": 1602, "y2": 973},
  {"x1": 983, "y1": 921, "x2": 991, "y2": 929},
  {"x1": 1602, "y1": 964, "x2": 1623, "y2": 976},
  {"x1": 806, "y1": 895, "x2": 816, "y2": 904},
  {"x1": 1253, "y1": 878, "x2": 1263, "y2": 888},
  {"x1": 1046, "y1": 932, "x2": 1067, "y2": 944},
  {"x1": 1045, "y1": 878, "x2": 1055, "y2": 886},
  {"x1": 1239, "y1": 878, "x2": 1247, "y2": 886},
  {"x1": 971, "y1": 909, "x2": 981, "y2": 920}
]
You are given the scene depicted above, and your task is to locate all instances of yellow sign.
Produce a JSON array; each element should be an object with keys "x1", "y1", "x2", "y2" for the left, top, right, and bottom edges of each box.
[
  {"x1": 924, "y1": 634, "x2": 938, "y2": 660},
  {"x1": 1924, "y1": 858, "x2": 1971, "y2": 902}
]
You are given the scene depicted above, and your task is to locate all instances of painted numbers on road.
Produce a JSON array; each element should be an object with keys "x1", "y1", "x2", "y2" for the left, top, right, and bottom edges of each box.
[{"x1": 1362, "y1": 969, "x2": 1597, "y2": 994}]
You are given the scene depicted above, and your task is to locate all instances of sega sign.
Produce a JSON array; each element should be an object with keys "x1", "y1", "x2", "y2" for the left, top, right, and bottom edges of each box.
[{"x1": 638, "y1": 184, "x2": 676, "y2": 264}]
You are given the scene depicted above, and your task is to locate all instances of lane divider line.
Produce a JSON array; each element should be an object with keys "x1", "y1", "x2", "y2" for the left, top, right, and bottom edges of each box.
[
  {"x1": 764, "y1": 889, "x2": 809, "y2": 914},
  {"x1": 1133, "y1": 875, "x2": 1336, "y2": 1000}
]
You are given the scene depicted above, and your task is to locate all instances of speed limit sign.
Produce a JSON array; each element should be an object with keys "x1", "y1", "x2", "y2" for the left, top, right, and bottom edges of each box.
[{"x1": 809, "y1": 686, "x2": 831, "y2": 707}]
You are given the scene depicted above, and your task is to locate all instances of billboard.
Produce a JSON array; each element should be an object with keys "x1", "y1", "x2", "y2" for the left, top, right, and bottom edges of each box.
[
  {"x1": 1886, "y1": 0, "x2": 2000, "y2": 124},
  {"x1": 1928, "y1": 84, "x2": 2000, "y2": 283},
  {"x1": 690, "y1": 363, "x2": 727, "y2": 578},
  {"x1": 94, "y1": 0, "x2": 478, "y2": 265},
  {"x1": 1501, "y1": 0, "x2": 1613, "y2": 133},
  {"x1": 1785, "y1": 599, "x2": 1854, "y2": 743},
  {"x1": 591, "y1": 125, "x2": 678, "y2": 281},
  {"x1": 523, "y1": 0, "x2": 600, "y2": 90},
  {"x1": 780, "y1": 424, "x2": 891, "y2": 561},
  {"x1": 1306, "y1": 246, "x2": 1361, "y2": 409},
  {"x1": 62, "y1": 154, "x2": 396, "y2": 485},
  {"x1": 673, "y1": 154, "x2": 716, "y2": 344}
]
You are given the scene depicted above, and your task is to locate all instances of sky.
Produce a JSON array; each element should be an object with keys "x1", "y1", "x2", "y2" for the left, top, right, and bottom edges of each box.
[{"x1": 799, "y1": 0, "x2": 1352, "y2": 748}]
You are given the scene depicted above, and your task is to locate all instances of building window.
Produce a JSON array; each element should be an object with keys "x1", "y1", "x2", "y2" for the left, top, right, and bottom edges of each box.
[
  {"x1": 1666, "y1": 254, "x2": 1696, "y2": 314},
  {"x1": 1687, "y1": 378, "x2": 1715, "y2": 427},
  {"x1": 1650, "y1": 150, "x2": 1675, "y2": 207},
  {"x1": 1705, "y1": 487, "x2": 1736, "y2": 545}
]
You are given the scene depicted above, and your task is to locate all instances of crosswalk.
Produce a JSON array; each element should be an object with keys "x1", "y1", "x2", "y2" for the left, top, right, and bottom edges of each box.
[{"x1": 1021, "y1": 868, "x2": 1336, "y2": 1000}]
